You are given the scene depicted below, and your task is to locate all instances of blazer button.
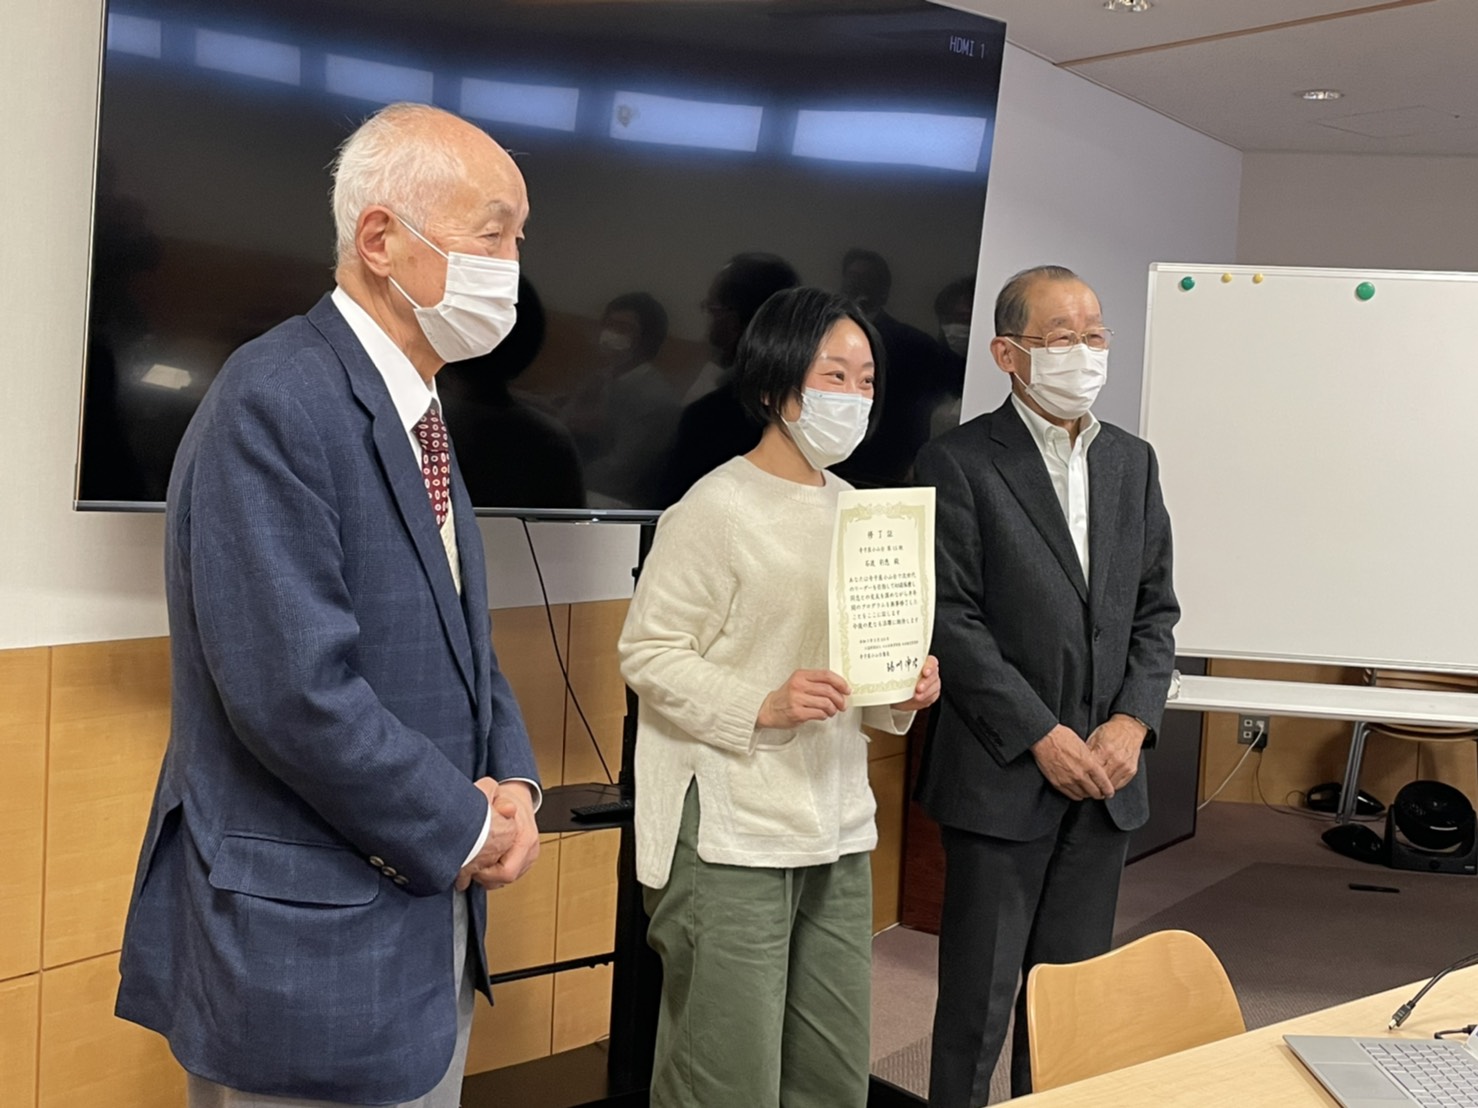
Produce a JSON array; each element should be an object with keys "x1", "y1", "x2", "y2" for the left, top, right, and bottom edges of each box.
[
  {"x1": 393, "y1": 875, "x2": 409, "y2": 887},
  {"x1": 368, "y1": 856, "x2": 385, "y2": 868},
  {"x1": 1092, "y1": 627, "x2": 1102, "y2": 643},
  {"x1": 381, "y1": 866, "x2": 397, "y2": 878}
]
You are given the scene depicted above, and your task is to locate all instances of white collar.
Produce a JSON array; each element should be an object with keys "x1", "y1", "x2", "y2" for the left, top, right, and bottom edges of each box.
[
  {"x1": 1011, "y1": 391, "x2": 1100, "y2": 452},
  {"x1": 331, "y1": 286, "x2": 439, "y2": 431}
]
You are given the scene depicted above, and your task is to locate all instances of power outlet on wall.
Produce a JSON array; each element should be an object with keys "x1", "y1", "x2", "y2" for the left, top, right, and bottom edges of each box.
[{"x1": 1238, "y1": 715, "x2": 1270, "y2": 750}]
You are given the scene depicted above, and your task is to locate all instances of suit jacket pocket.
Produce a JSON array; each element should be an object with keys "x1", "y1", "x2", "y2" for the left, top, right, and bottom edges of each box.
[{"x1": 208, "y1": 834, "x2": 380, "y2": 906}]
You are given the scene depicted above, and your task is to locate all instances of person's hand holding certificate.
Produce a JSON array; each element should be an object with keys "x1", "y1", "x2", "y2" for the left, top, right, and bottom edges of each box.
[{"x1": 828, "y1": 487, "x2": 936, "y2": 707}]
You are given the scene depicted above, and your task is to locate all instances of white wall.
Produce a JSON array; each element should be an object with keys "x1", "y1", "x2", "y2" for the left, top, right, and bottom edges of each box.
[
  {"x1": 1239, "y1": 152, "x2": 1478, "y2": 272},
  {"x1": 963, "y1": 43, "x2": 1243, "y2": 431},
  {"x1": 1, "y1": 4, "x2": 1244, "y2": 650}
]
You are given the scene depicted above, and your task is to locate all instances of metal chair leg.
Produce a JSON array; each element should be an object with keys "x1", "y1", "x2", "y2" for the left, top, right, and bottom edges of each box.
[{"x1": 1336, "y1": 720, "x2": 1369, "y2": 824}]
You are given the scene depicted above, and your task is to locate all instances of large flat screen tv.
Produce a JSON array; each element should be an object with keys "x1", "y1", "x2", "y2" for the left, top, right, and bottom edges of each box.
[{"x1": 80, "y1": 0, "x2": 1004, "y2": 519}]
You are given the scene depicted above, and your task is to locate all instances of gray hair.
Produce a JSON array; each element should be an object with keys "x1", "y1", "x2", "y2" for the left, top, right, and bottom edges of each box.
[
  {"x1": 330, "y1": 102, "x2": 470, "y2": 267},
  {"x1": 994, "y1": 265, "x2": 1080, "y2": 336}
]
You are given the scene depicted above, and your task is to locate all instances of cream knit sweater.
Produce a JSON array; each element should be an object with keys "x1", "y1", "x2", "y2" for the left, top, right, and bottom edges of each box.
[{"x1": 619, "y1": 457, "x2": 913, "y2": 888}]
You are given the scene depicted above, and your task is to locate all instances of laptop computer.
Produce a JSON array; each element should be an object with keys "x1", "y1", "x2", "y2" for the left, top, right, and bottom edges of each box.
[{"x1": 1286, "y1": 1034, "x2": 1478, "y2": 1108}]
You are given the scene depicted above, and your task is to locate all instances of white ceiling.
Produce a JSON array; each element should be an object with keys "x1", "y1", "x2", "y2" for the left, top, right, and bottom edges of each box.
[{"x1": 951, "y1": 0, "x2": 1478, "y2": 155}]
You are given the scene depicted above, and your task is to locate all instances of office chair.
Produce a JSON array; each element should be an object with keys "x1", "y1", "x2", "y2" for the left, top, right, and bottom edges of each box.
[
  {"x1": 1025, "y1": 929, "x2": 1245, "y2": 1092},
  {"x1": 1340, "y1": 669, "x2": 1478, "y2": 824}
]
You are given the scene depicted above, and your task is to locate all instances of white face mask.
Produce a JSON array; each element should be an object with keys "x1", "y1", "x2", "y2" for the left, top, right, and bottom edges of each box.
[
  {"x1": 389, "y1": 216, "x2": 519, "y2": 363},
  {"x1": 941, "y1": 323, "x2": 970, "y2": 357},
  {"x1": 597, "y1": 329, "x2": 632, "y2": 354},
  {"x1": 783, "y1": 388, "x2": 872, "y2": 470},
  {"x1": 1007, "y1": 340, "x2": 1107, "y2": 420}
]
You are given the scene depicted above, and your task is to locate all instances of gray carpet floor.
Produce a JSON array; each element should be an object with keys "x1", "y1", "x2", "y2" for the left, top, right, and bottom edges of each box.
[{"x1": 870, "y1": 803, "x2": 1478, "y2": 1104}]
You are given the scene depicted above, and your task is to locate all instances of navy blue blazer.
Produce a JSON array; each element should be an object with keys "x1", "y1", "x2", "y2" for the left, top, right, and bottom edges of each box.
[{"x1": 116, "y1": 295, "x2": 540, "y2": 1103}]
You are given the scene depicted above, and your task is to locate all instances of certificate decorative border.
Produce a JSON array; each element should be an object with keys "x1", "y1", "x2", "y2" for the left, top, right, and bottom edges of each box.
[{"x1": 834, "y1": 498, "x2": 932, "y2": 697}]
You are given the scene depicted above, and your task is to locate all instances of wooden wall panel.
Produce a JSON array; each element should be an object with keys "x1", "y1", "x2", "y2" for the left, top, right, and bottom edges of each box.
[
  {"x1": 464, "y1": 975, "x2": 553, "y2": 1074},
  {"x1": 563, "y1": 600, "x2": 629, "y2": 787},
  {"x1": 0, "y1": 649, "x2": 48, "y2": 981},
  {"x1": 867, "y1": 726, "x2": 908, "y2": 762},
  {"x1": 1199, "y1": 659, "x2": 1478, "y2": 810},
  {"x1": 555, "y1": 829, "x2": 619, "y2": 962},
  {"x1": 869, "y1": 753, "x2": 906, "y2": 934},
  {"x1": 0, "y1": 974, "x2": 39, "y2": 1108},
  {"x1": 485, "y1": 838, "x2": 561, "y2": 976},
  {"x1": 45, "y1": 639, "x2": 170, "y2": 968},
  {"x1": 490, "y1": 605, "x2": 569, "y2": 789},
  {"x1": 552, "y1": 966, "x2": 613, "y2": 1055},
  {"x1": 37, "y1": 954, "x2": 184, "y2": 1108},
  {"x1": 14, "y1": 597, "x2": 914, "y2": 1094}
]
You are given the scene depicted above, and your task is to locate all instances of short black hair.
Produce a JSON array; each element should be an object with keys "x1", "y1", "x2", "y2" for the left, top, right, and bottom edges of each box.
[
  {"x1": 934, "y1": 276, "x2": 975, "y2": 318},
  {"x1": 734, "y1": 286, "x2": 885, "y2": 429},
  {"x1": 711, "y1": 253, "x2": 803, "y2": 325},
  {"x1": 604, "y1": 291, "x2": 668, "y2": 360},
  {"x1": 994, "y1": 265, "x2": 1080, "y2": 336},
  {"x1": 842, "y1": 248, "x2": 892, "y2": 295}
]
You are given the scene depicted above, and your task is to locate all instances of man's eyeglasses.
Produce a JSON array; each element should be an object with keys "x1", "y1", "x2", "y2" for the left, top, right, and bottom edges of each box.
[{"x1": 1001, "y1": 328, "x2": 1113, "y2": 352}]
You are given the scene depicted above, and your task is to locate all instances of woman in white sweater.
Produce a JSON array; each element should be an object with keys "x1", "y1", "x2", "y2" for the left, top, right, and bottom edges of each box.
[{"x1": 618, "y1": 286, "x2": 941, "y2": 1107}]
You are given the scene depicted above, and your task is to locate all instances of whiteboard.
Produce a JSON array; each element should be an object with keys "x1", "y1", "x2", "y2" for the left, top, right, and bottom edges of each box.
[{"x1": 1141, "y1": 263, "x2": 1478, "y2": 675}]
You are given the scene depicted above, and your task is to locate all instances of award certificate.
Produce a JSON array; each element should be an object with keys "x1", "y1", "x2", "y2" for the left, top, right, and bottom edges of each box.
[{"x1": 828, "y1": 487, "x2": 936, "y2": 707}]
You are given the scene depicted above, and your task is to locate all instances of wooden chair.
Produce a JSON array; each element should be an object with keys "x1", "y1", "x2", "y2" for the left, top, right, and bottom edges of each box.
[{"x1": 1024, "y1": 929, "x2": 1245, "y2": 1092}]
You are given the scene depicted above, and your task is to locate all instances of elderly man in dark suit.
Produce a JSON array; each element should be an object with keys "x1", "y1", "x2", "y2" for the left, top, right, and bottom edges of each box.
[
  {"x1": 116, "y1": 103, "x2": 542, "y2": 1107},
  {"x1": 915, "y1": 265, "x2": 1179, "y2": 1106}
]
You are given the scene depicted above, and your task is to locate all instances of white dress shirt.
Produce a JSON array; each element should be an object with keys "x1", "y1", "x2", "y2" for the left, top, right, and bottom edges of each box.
[
  {"x1": 1011, "y1": 393, "x2": 1101, "y2": 583},
  {"x1": 330, "y1": 287, "x2": 540, "y2": 868}
]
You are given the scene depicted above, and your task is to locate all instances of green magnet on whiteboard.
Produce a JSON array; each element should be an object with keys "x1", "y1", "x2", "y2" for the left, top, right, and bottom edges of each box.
[
  {"x1": 1356, "y1": 281, "x2": 1376, "y2": 301},
  {"x1": 1180, "y1": 276, "x2": 1196, "y2": 291}
]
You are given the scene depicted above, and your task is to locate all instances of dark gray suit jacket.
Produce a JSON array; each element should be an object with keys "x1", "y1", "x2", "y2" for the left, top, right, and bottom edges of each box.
[{"x1": 914, "y1": 398, "x2": 1178, "y2": 842}]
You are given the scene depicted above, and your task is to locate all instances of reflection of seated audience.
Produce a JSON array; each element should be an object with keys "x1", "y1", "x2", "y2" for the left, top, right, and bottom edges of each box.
[
  {"x1": 835, "y1": 248, "x2": 952, "y2": 487},
  {"x1": 661, "y1": 253, "x2": 801, "y2": 505},
  {"x1": 929, "y1": 276, "x2": 975, "y2": 438},
  {"x1": 560, "y1": 293, "x2": 677, "y2": 508},
  {"x1": 439, "y1": 277, "x2": 586, "y2": 510}
]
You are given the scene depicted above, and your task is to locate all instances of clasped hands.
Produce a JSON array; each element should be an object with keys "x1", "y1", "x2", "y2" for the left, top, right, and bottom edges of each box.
[
  {"x1": 1031, "y1": 714, "x2": 1147, "y2": 801},
  {"x1": 456, "y1": 779, "x2": 540, "y2": 892},
  {"x1": 756, "y1": 657, "x2": 941, "y2": 729}
]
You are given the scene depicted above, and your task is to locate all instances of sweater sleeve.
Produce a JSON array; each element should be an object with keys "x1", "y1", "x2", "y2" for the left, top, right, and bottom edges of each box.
[
  {"x1": 618, "y1": 480, "x2": 771, "y2": 755},
  {"x1": 861, "y1": 706, "x2": 916, "y2": 735}
]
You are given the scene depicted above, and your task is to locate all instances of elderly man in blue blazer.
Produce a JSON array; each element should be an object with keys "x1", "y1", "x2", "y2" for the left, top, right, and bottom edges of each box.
[
  {"x1": 916, "y1": 266, "x2": 1179, "y2": 1107},
  {"x1": 116, "y1": 103, "x2": 543, "y2": 1107}
]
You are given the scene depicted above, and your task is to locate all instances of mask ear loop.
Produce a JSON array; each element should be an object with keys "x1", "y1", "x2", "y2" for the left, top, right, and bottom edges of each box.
[{"x1": 391, "y1": 212, "x2": 450, "y2": 260}]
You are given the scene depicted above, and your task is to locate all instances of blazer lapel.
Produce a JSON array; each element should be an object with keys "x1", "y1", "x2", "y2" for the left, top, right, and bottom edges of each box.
[
  {"x1": 1087, "y1": 431, "x2": 1123, "y2": 610},
  {"x1": 991, "y1": 400, "x2": 1089, "y2": 604},
  {"x1": 448, "y1": 452, "x2": 495, "y2": 751},
  {"x1": 308, "y1": 297, "x2": 477, "y2": 699}
]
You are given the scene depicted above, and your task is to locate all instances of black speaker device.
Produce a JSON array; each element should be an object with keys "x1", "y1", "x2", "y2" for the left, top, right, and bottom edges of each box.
[{"x1": 1384, "y1": 780, "x2": 1477, "y2": 875}]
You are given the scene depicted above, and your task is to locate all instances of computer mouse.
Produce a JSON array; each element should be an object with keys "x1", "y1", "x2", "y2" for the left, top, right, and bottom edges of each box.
[{"x1": 1322, "y1": 822, "x2": 1385, "y2": 862}]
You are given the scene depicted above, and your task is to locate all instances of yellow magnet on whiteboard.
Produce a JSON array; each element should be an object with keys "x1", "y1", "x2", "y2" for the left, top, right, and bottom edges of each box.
[
  {"x1": 1252, "y1": 273, "x2": 1265, "y2": 284},
  {"x1": 1221, "y1": 273, "x2": 1233, "y2": 283}
]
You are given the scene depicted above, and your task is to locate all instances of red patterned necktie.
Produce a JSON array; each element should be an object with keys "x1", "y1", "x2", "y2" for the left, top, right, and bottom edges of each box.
[{"x1": 412, "y1": 401, "x2": 451, "y2": 526}]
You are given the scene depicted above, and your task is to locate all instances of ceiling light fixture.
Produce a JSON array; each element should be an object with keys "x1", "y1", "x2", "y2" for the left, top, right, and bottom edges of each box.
[
  {"x1": 1103, "y1": 0, "x2": 1153, "y2": 10},
  {"x1": 1299, "y1": 89, "x2": 1344, "y2": 101}
]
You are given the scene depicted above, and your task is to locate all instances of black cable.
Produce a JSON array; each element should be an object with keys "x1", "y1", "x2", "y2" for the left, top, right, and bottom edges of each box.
[
  {"x1": 1389, "y1": 952, "x2": 1478, "y2": 1029},
  {"x1": 520, "y1": 520, "x2": 614, "y2": 785},
  {"x1": 1252, "y1": 737, "x2": 1383, "y2": 824},
  {"x1": 1434, "y1": 1025, "x2": 1477, "y2": 1040}
]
